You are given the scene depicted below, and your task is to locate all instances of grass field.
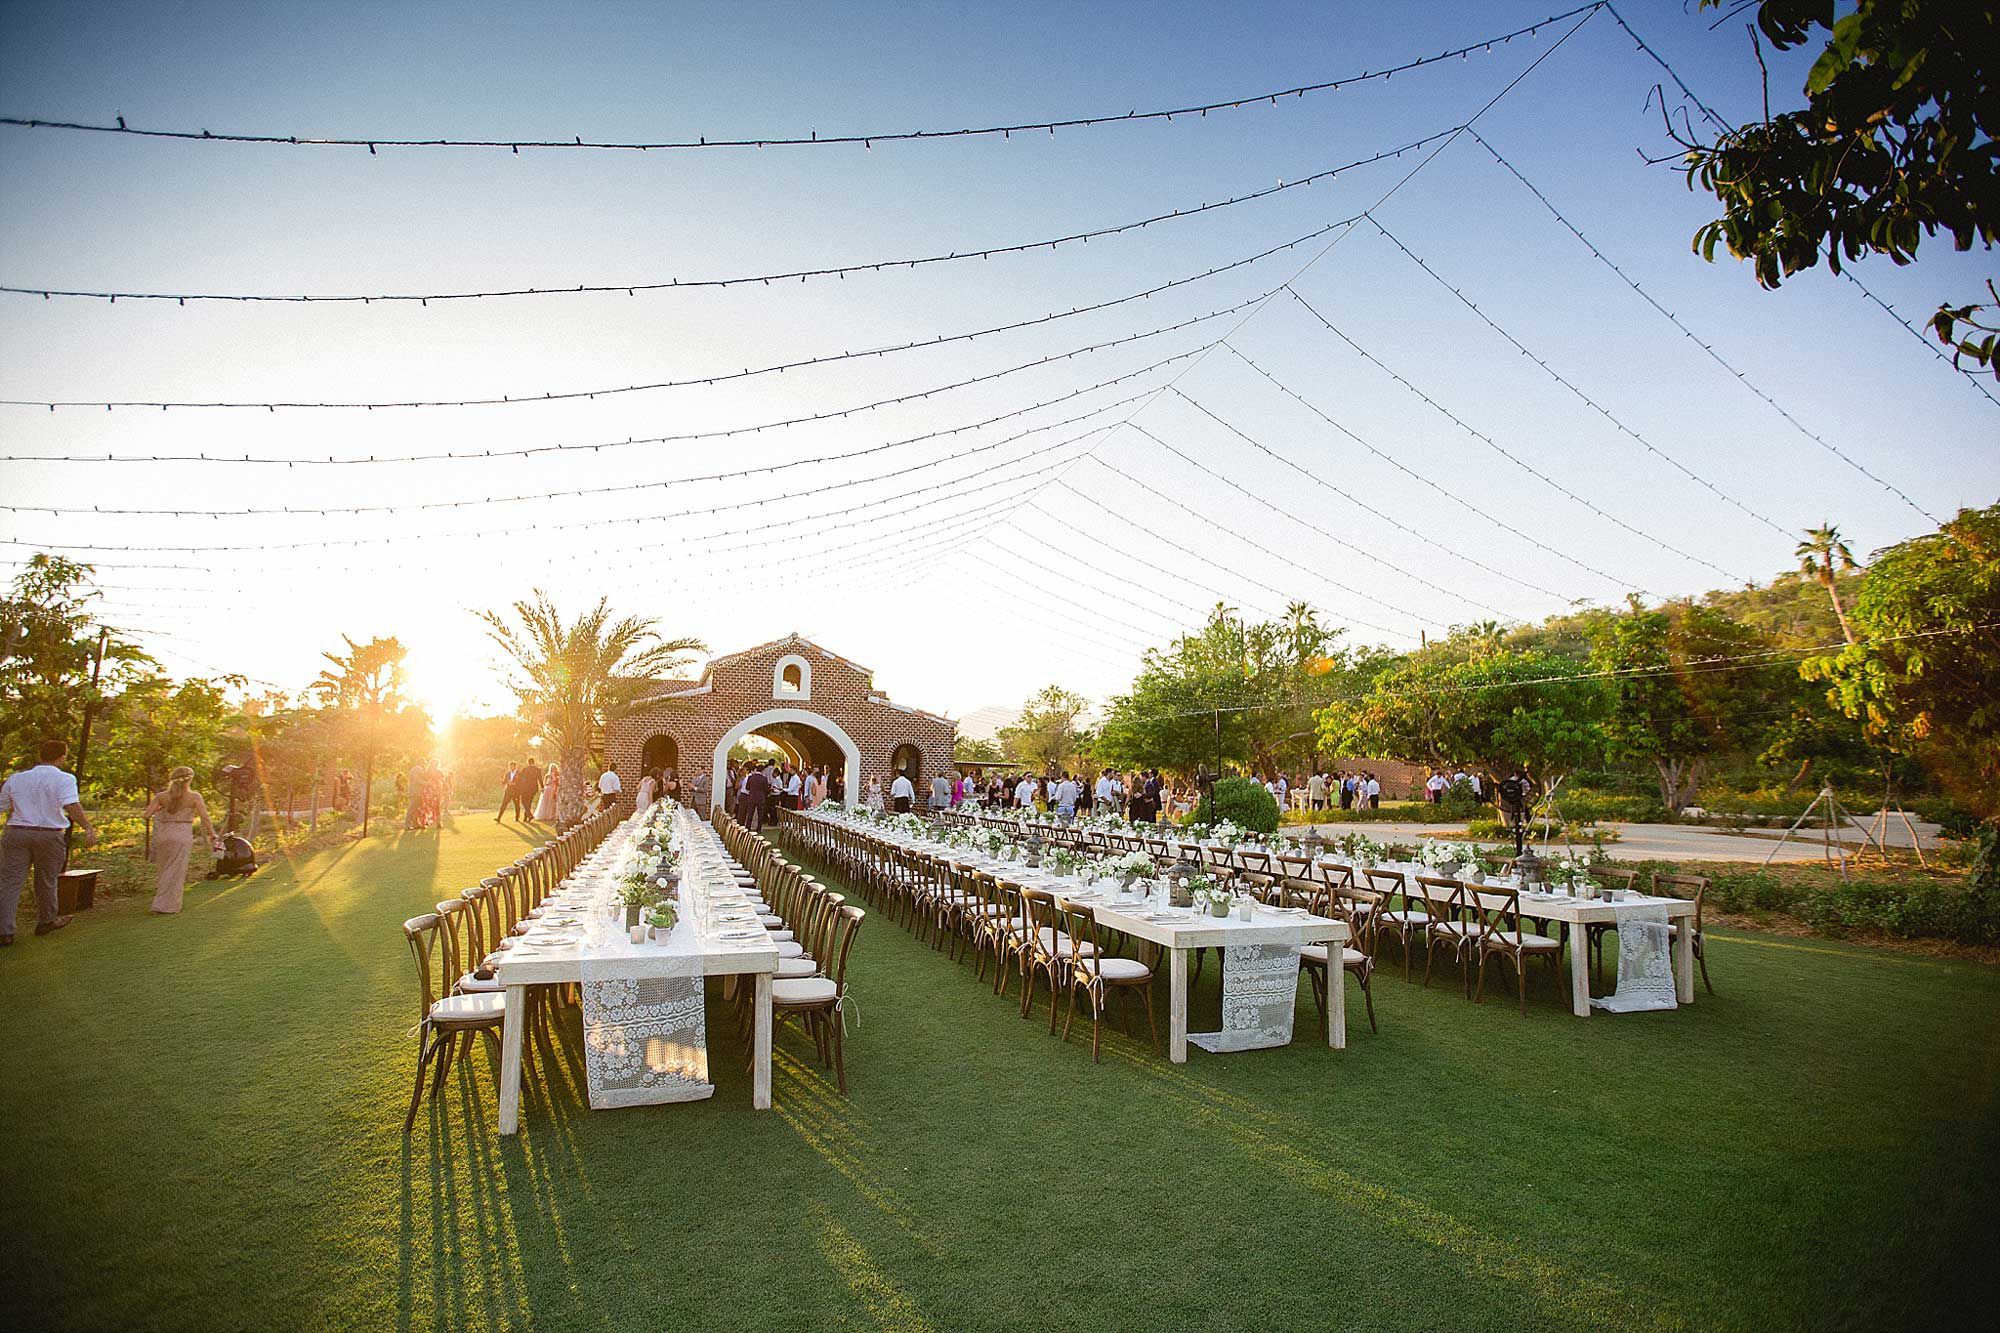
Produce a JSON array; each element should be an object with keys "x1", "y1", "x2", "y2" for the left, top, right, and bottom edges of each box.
[{"x1": 2, "y1": 814, "x2": 1995, "y2": 1331}]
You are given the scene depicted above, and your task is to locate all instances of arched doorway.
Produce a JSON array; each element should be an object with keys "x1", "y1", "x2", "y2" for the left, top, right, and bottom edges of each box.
[
  {"x1": 709, "y1": 708, "x2": 863, "y2": 813},
  {"x1": 891, "y1": 743, "x2": 923, "y2": 788},
  {"x1": 640, "y1": 734, "x2": 680, "y2": 778}
]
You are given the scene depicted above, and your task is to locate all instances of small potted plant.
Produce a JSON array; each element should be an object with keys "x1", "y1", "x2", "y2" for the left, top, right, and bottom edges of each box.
[
  {"x1": 618, "y1": 877, "x2": 659, "y2": 929},
  {"x1": 645, "y1": 902, "x2": 677, "y2": 943},
  {"x1": 1192, "y1": 880, "x2": 1232, "y2": 918}
]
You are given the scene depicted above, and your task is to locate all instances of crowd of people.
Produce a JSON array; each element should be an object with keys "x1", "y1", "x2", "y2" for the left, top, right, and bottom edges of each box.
[{"x1": 725, "y1": 760, "x2": 844, "y2": 830}]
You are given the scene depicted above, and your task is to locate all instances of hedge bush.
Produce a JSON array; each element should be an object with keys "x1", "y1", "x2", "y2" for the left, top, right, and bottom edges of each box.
[
  {"x1": 1193, "y1": 776, "x2": 1280, "y2": 835},
  {"x1": 1702, "y1": 869, "x2": 2000, "y2": 948}
]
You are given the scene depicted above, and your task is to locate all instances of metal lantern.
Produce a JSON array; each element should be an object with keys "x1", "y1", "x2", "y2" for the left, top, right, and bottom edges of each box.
[
  {"x1": 1514, "y1": 844, "x2": 1543, "y2": 889},
  {"x1": 1022, "y1": 831, "x2": 1045, "y2": 868}
]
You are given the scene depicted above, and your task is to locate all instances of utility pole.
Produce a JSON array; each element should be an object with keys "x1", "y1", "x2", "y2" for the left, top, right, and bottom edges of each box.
[{"x1": 65, "y1": 628, "x2": 110, "y2": 868}]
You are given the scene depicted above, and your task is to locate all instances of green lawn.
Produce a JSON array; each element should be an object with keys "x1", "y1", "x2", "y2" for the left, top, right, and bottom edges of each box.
[{"x1": 2, "y1": 816, "x2": 1995, "y2": 1331}]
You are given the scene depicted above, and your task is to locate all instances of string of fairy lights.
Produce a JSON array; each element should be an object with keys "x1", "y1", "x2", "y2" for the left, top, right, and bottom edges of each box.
[{"x1": 0, "y1": 1, "x2": 1982, "y2": 705}]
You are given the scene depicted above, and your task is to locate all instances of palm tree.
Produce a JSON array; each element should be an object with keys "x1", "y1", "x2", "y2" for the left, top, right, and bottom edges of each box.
[
  {"x1": 1796, "y1": 524, "x2": 1860, "y2": 644},
  {"x1": 311, "y1": 634, "x2": 406, "y2": 836},
  {"x1": 479, "y1": 592, "x2": 703, "y2": 826}
]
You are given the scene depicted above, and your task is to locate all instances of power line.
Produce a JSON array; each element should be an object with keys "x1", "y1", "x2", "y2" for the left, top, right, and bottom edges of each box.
[
  {"x1": 1365, "y1": 215, "x2": 1791, "y2": 539},
  {"x1": 1047, "y1": 480, "x2": 1285, "y2": 622},
  {"x1": 1840, "y1": 271, "x2": 2000, "y2": 410},
  {"x1": 0, "y1": 276, "x2": 1263, "y2": 413},
  {"x1": 2, "y1": 129, "x2": 1458, "y2": 305},
  {"x1": 0, "y1": 8, "x2": 1601, "y2": 155},
  {"x1": 1465, "y1": 127, "x2": 1942, "y2": 523},
  {"x1": 1282, "y1": 281, "x2": 1739, "y2": 581}
]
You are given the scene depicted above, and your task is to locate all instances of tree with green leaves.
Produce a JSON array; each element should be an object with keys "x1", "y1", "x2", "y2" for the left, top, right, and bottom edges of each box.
[
  {"x1": 1588, "y1": 600, "x2": 1772, "y2": 813},
  {"x1": 952, "y1": 734, "x2": 1003, "y2": 764},
  {"x1": 1319, "y1": 635, "x2": 1607, "y2": 791},
  {"x1": 311, "y1": 634, "x2": 412, "y2": 836},
  {"x1": 0, "y1": 554, "x2": 151, "y2": 780},
  {"x1": 1681, "y1": 0, "x2": 1999, "y2": 374},
  {"x1": 1796, "y1": 523, "x2": 1861, "y2": 644},
  {"x1": 1801, "y1": 503, "x2": 2000, "y2": 817},
  {"x1": 479, "y1": 592, "x2": 702, "y2": 826},
  {"x1": 996, "y1": 684, "x2": 1091, "y2": 775}
]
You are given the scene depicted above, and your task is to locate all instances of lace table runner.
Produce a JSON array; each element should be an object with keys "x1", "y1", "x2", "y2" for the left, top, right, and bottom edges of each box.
[
  {"x1": 1189, "y1": 943, "x2": 1302, "y2": 1053},
  {"x1": 578, "y1": 952, "x2": 713, "y2": 1108},
  {"x1": 1590, "y1": 903, "x2": 1677, "y2": 1013}
]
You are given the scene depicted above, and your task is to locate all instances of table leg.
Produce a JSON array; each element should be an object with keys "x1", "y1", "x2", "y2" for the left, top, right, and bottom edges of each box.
[
  {"x1": 1569, "y1": 931, "x2": 1592, "y2": 1017},
  {"x1": 1168, "y1": 947, "x2": 1188, "y2": 1064},
  {"x1": 1327, "y1": 940, "x2": 1347, "y2": 1050},
  {"x1": 498, "y1": 984, "x2": 526, "y2": 1135},
  {"x1": 1674, "y1": 915, "x2": 1695, "y2": 1005},
  {"x1": 753, "y1": 972, "x2": 773, "y2": 1109}
]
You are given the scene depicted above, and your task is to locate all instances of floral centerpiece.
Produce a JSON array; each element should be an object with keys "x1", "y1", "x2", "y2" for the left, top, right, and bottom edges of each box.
[
  {"x1": 1180, "y1": 873, "x2": 1231, "y2": 917},
  {"x1": 644, "y1": 901, "x2": 677, "y2": 941}
]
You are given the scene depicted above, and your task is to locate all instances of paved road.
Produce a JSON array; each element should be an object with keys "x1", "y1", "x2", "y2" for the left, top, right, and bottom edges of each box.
[{"x1": 1295, "y1": 815, "x2": 1942, "y2": 864}]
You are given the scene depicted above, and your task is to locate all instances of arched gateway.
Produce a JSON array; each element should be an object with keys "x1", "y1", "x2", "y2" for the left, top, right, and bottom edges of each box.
[{"x1": 605, "y1": 634, "x2": 955, "y2": 813}]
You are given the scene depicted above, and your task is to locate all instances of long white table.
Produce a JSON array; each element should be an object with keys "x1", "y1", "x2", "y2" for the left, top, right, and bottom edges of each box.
[
  {"x1": 492, "y1": 808, "x2": 779, "y2": 1134},
  {"x1": 802, "y1": 810, "x2": 1351, "y2": 1061}
]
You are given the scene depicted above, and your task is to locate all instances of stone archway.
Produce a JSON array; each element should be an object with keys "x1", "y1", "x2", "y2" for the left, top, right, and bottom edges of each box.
[{"x1": 709, "y1": 707, "x2": 862, "y2": 813}]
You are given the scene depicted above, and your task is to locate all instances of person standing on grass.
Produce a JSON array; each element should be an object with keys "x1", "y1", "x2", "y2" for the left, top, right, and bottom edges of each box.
[
  {"x1": 0, "y1": 739, "x2": 97, "y2": 945},
  {"x1": 496, "y1": 761, "x2": 525, "y2": 822},
  {"x1": 889, "y1": 770, "x2": 915, "y2": 814},
  {"x1": 535, "y1": 763, "x2": 560, "y2": 822},
  {"x1": 596, "y1": 766, "x2": 622, "y2": 813},
  {"x1": 145, "y1": 766, "x2": 222, "y2": 915},
  {"x1": 1366, "y1": 773, "x2": 1381, "y2": 809}
]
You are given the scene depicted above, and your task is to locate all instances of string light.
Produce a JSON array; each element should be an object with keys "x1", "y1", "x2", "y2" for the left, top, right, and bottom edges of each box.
[
  {"x1": 0, "y1": 215, "x2": 1352, "y2": 458},
  {"x1": 1219, "y1": 343, "x2": 1641, "y2": 593},
  {"x1": 1365, "y1": 216, "x2": 1791, "y2": 539},
  {"x1": 0, "y1": 286, "x2": 1264, "y2": 412},
  {"x1": 0, "y1": 8, "x2": 1601, "y2": 155},
  {"x1": 1466, "y1": 128, "x2": 1942, "y2": 523},
  {"x1": 0, "y1": 366, "x2": 1177, "y2": 518},
  {"x1": 1283, "y1": 282, "x2": 1741, "y2": 581},
  {"x1": 1, "y1": 131, "x2": 1457, "y2": 306}
]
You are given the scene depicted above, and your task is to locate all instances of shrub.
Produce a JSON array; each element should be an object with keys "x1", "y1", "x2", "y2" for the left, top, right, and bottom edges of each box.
[
  {"x1": 1704, "y1": 868, "x2": 2000, "y2": 948},
  {"x1": 1193, "y1": 777, "x2": 1280, "y2": 835}
]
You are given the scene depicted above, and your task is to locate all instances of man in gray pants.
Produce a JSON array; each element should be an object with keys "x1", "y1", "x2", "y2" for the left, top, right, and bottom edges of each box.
[{"x1": 1, "y1": 739, "x2": 99, "y2": 945}]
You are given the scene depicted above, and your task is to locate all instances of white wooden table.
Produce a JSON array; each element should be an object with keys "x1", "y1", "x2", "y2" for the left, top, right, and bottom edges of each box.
[
  {"x1": 1091, "y1": 902, "x2": 1351, "y2": 1061},
  {"x1": 491, "y1": 829, "x2": 778, "y2": 1134},
  {"x1": 1359, "y1": 863, "x2": 1697, "y2": 1017}
]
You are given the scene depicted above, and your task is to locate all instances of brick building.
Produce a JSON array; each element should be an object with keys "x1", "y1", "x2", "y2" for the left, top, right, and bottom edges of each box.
[{"x1": 603, "y1": 634, "x2": 955, "y2": 812}]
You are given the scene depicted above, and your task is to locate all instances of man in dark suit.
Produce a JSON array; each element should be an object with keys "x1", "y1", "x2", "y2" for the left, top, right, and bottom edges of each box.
[
  {"x1": 742, "y1": 764, "x2": 771, "y2": 831},
  {"x1": 516, "y1": 760, "x2": 544, "y2": 823}
]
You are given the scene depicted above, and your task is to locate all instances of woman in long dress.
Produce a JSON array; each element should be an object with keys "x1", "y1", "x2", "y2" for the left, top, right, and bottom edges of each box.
[
  {"x1": 536, "y1": 763, "x2": 561, "y2": 822},
  {"x1": 864, "y1": 775, "x2": 884, "y2": 814},
  {"x1": 146, "y1": 766, "x2": 221, "y2": 914},
  {"x1": 636, "y1": 770, "x2": 658, "y2": 810}
]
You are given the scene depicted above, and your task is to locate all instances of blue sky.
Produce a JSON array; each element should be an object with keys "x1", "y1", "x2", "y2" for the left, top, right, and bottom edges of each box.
[{"x1": 2, "y1": 0, "x2": 1994, "y2": 722}]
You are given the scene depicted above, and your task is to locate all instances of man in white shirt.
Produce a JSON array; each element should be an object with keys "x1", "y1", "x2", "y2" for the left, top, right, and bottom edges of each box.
[
  {"x1": 1365, "y1": 775, "x2": 1382, "y2": 808},
  {"x1": 888, "y1": 771, "x2": 915, "y2": 813},
  {"x1": 1, "y1": 739, "x2": 97, "y2": 943},
  {"x1": 1273, "y1": 774, "x2": 1289, "y2": 810},
  {"x1": 1014, "y1": 776, "x2": 1037, "y2": 810},
  {"x1": 1093, "y1": 770, "x2": 1118, "y2": 809},
  {"x1": 1426, "y1": 772, "x2": 1446, "y2": 804},
  {"x1": 596, "y1": 766, "x2": 622, "y2": 813},
  {"x1": 1052, "y1": 774, "x2": 1079, "y2": 822},
  {"x1": 1307, "y1": 771, "x2": 1326, "y2": 811},
  {"x1": 785, "y1": 769, "x2": 803, "y2": 810}
]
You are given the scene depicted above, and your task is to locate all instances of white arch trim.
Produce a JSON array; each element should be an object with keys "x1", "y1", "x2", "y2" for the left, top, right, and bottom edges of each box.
[{"x1": 710, "y1": 707, "x2": 861, "y2": 813}]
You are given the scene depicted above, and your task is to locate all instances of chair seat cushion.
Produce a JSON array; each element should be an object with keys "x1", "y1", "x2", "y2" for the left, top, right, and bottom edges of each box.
[
  {"x1": 767, "y1": 929, "x2": 795, "y2": 942},
  {"x1": 774, "y1": 941, "x2": 804, "y2": 958},
  {"x1": 1432, "y1": 921, "x2": 1479, "y2": 936},
  {"x1": 1076, "y1": 956, "x2": 1151, "y2": 982},
  {"x1": 1494, "y1": 931, "x2": 1560, "y2": 949},
  {"x1": 457, "y1": 971, "x2": 504, "y2": 993},
  {"x1": 431, "y1": 992, "x2": 505, "y2": 1022},
  {"x1": 772, "y1": 977, "x2": 838, "y2": 1005},
  {"x1": 1381, "y1": 910, "x2": 1430, "y2": 925},
  {"x1": 1035, "y1": 928, "x2": 1096, "y2": 956},
  {"x1": 1300, "y1": 943, "x2": 1370, "y2": 967},
  {"x1": 757, "y1": 914, "x2": 784, "y2": 928},
  {"x1": 774, "y1": 956, "x2": 819, "y2": 979}
]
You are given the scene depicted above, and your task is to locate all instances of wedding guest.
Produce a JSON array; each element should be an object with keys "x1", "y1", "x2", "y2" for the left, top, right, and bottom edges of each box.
[
  {"x1": 597, "y1": 766, "x2": 622, "y2": 813},
  {"x1": 691, "y1": 769, "x2": 709, "y2": 810},
  {"x1": 145, "y1": 766, "x2": 222, "y2": 915},
  {"x1": 536, "y1": 763, "x2": 561, "y2": 822},
  {"x1": 864, "y1": 774, "x2": 884, "y2": 813},
  {"x1": 889, "y1": 770, "x2": 915, "y2": 814},
  {"x1": 0, "y1": 740, "x2": 97, "y2": 944},
  {"x1": 636, "y1": 769, "x2": 658, "y2": 810},
  {"x1": 930, "y1": 771, "x2": 952, "y2": 812},
  {"x1": 1052, "y1": 773, "x2": 1079, "y2": 823},
  {"x1": 743, "y1": 764, "x2": 772, "y2": 831},
  {"x1": 516, "y1": 759, "x2": 543, "y2": 823},
  {"x1": 495, "y1": 762, "x2": 521, "y2": 823},
  {"x1": 663, "y1": 769, "x2": 682, "y2": 804}
]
